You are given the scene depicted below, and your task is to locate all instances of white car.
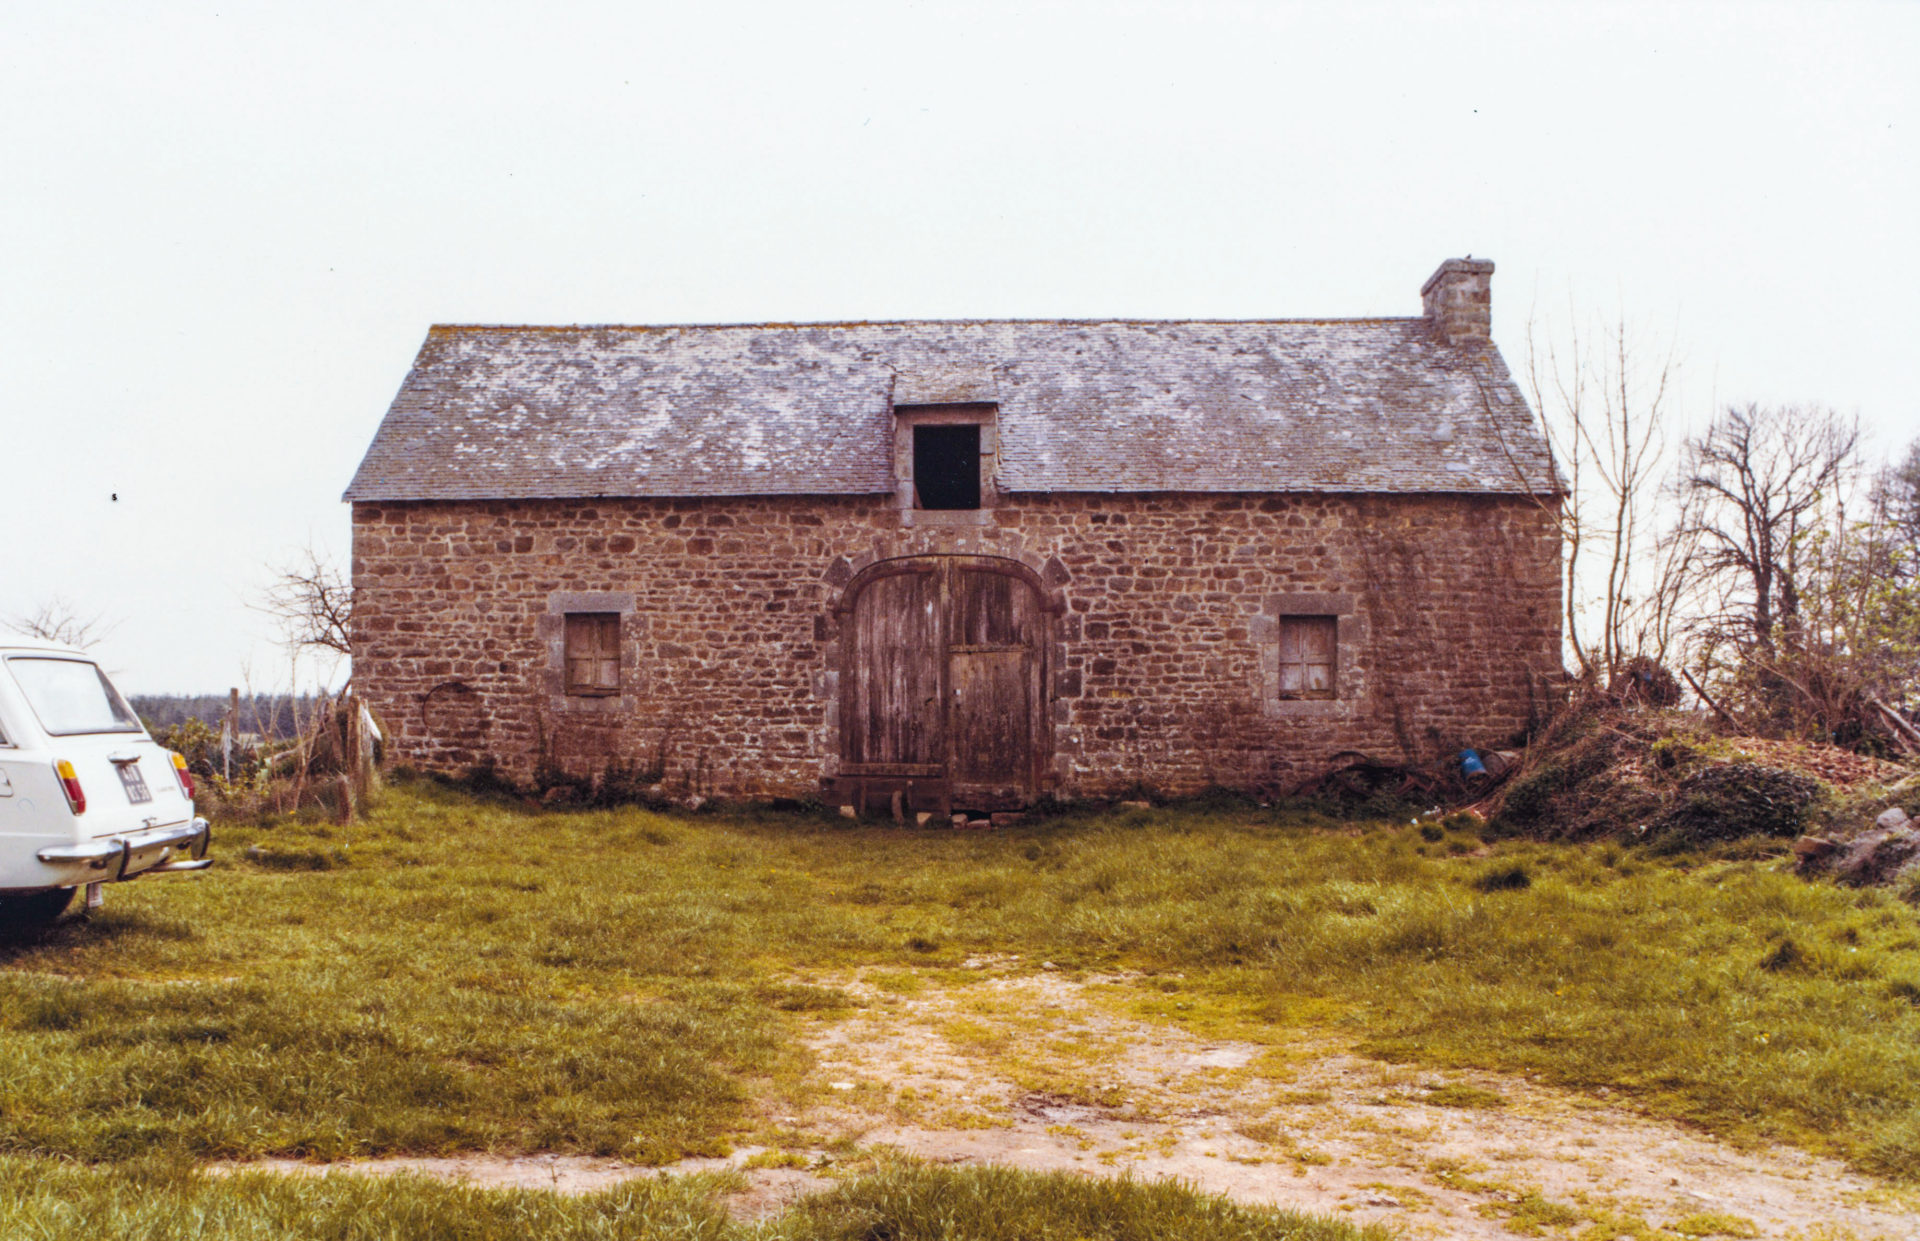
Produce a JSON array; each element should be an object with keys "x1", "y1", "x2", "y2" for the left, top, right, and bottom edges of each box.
[{"x1": 0, "y1": 641, "x2": 209, "y2": 929}]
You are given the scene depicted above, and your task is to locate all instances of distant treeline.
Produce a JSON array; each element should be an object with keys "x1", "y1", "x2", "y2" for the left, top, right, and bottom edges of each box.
[{"x1": 131, "y1": 694, "x2": 325, "y2": 742}]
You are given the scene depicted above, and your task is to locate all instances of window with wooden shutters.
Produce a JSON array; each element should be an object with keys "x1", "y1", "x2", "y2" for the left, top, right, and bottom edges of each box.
[
  {"x1": 1276, "y1": 616, "x2": 1337, "y2": 700},
  {"x1": 563, "y1": 613, "x2": 620, "y2": 696}
]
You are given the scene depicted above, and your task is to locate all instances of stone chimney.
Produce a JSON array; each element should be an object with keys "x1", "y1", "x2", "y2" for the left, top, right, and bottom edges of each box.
[{"x1": 1420, "y1": 257, "x2": 1495, "y2": 346}]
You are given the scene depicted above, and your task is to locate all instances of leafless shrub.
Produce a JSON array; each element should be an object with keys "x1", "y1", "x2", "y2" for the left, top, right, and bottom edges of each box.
[
  {"x1": 255, "y1": 546, "x2": 352, "y2": 660},
  {"x1": 233, "y1": 546, "x2": 376, "y2": 821},
  {"x1": 5, "y1": 596, "x2": 118, "y2": 649}
]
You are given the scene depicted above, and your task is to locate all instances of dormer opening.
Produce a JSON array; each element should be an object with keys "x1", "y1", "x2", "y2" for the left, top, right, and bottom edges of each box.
[
  {"x1": 890, "y1": 398, "x2": 997, "y2": 526},
  {"x1": 913, "y1": 424, "x2": 981, "y2": 510}
]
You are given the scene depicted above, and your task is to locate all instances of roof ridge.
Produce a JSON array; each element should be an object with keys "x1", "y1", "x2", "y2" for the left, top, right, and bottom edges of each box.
[{"x1": 426, "y1": 317, "x2": 1427, "y2": 333}]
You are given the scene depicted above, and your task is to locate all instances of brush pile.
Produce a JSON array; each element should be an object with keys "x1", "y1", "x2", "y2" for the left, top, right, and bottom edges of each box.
[{"x1": 1474, "y1": 688, "x2": 1909, "y2": 855}]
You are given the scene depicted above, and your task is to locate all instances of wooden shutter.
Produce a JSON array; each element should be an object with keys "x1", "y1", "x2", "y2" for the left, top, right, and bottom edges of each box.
[
  {"x1": 1278, "y1": 616, "x2": 1337, "y2": 700},
  {"x1": 564, "y1": 613, "x2": 620, "y2": 696}
]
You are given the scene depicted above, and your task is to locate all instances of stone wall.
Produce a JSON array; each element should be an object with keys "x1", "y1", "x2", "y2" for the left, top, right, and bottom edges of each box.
[{"x1": 349, "y1": 491, "x2": 1563, "y2": 800}]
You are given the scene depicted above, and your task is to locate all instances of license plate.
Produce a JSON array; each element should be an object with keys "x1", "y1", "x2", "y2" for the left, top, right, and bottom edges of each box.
[{"x1": 118, "y1": 762, "x2": 152, "y2": 804}]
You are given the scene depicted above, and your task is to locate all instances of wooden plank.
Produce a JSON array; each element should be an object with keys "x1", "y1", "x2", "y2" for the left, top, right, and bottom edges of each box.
[
  {"x1": 839, "y1": 762, "x2": 945, "y2": 777},
  {"x1": 845, "y1": 569, "x2": 944, "y2": 768},
  {"x1": 950, "y1": 564, "x2": 1046, "y2": 798},
  {"x1": 591, "y1": 614, "x2": 619, "y2": 691},
  {"x1": 822, "y1": 773, "x2": 951, "y2": 815},
  {"x1": 949, "y1": 648, "x2": 1030, "y2": 785},
  {"x1": 952, "y1": 566, "x2": 1043, "y2": 648}
]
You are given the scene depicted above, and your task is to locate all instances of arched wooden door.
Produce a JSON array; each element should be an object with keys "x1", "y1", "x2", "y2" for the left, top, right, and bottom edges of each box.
[{"x1": 839, "y1": 557, "x2": 1048, "y2": 813}]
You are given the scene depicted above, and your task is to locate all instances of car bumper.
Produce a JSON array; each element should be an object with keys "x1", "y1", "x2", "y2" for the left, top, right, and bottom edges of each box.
[{"x1": 37, "y1": 818, "x2": 211, "y2": 882}]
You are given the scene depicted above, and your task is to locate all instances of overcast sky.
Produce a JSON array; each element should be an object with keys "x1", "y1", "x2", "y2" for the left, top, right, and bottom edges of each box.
[{"x1": 2, "y1": 1, "x2": 1915, "y2": 694}]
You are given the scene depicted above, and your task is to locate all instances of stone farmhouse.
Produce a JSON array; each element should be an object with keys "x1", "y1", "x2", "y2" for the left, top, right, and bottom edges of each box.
[{"x1": 344, "y1": 258, "x2": 1564, "y2": 813}]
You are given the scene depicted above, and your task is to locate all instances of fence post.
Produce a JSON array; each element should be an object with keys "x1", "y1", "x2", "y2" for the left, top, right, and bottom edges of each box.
[{"x1": 222, "y1": 687, "x2": 239, "y2": 781}]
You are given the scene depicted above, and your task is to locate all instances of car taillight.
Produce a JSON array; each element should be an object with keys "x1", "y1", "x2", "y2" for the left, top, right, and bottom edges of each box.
[
  {"x1": 171, "y1": 751, "x2": 195, "y2": 800},
  {"x1": 54, "y1": 760, "x2": 86, "y2": 815}
]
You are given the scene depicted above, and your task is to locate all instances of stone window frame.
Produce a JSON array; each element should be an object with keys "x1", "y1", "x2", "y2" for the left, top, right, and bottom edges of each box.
[
  {"x1": 1253, "y1": 592, "x2": 1365, "y2": 718},
  {"x1": 892, "y1": 403, "x2": 998, "y2": 528},
  {"x1": 538, "y1": 591, "x2": 643, "y2": 714}
]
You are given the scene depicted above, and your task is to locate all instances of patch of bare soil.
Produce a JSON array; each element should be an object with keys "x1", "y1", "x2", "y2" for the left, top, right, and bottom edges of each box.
[
  {"x1": 783, "y1": 964, "x2": 1920, "y2": 1240},
  {"x1": 213, "y1": 966, "x2": 1920, "y2": 1238}
]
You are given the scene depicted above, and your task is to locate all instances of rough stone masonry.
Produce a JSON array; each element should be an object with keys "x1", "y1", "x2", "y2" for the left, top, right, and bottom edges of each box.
[{"x1": 346, "y1": 258, "x2": 1565, "y2": 807}]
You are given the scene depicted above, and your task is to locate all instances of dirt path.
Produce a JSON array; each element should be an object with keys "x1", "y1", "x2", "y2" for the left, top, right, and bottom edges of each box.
[
  {"x1": 223, "y1": 965, "x2": 1919, "y2": 1238},
  {"x1": 783, "y1": 964, "x2": 1917, "y2": 1240}
]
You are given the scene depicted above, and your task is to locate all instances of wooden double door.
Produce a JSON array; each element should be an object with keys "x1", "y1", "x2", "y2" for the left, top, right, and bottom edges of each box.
[{"x1": 839, "y1": 557, "x2": 1049, "y2": 813}]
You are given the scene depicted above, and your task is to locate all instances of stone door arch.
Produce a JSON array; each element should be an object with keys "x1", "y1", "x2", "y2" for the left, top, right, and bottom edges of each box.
[{"x1": 833, "y1": 555, "x2": 1054, "y2": 814}]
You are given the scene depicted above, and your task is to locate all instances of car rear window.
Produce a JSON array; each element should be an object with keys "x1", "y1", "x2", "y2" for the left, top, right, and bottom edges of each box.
[{"x1": 6, "y1": 657, "x2": 143, "y2": 736}]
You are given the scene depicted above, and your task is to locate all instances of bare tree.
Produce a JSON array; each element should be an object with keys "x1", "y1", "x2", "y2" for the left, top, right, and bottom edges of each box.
[
  {"x1": 1517, "y1": 305, "x2": 1679, "y2": 679},
  {"x1": 256, "y1": 546, "x2": 353, "y2": 661},
  {"x1": 1632, "y1": 504, "x2": 1705, "y2": 665},
  {"x1": 1871, "y1": 438, "x2": 1920, "y2": 570},
  {"x1": 1673, "y1": 403, "x2": 1860, "y2": 655},
  {"x1": 5, "y1": 596, "x2": 118, "y2": 649}
]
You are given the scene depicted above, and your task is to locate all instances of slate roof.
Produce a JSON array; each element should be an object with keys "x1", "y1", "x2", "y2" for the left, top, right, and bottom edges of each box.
[{"x1": 343, "y1": 318, "x2": 1560, "y2": 501}]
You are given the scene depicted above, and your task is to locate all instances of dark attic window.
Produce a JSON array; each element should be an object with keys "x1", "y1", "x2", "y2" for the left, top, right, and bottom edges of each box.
[{"x1": 913, "y1": 424, "x2": 981, "y2": 510}]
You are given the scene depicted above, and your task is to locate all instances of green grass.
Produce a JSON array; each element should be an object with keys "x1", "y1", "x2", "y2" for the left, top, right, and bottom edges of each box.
[
  {"x1": 6, "y1": 780, "x2": 1920, "y2": 1189},
  {"x1": 0, "y1": 1158, "x2": 1381, "y2": 1241}
]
